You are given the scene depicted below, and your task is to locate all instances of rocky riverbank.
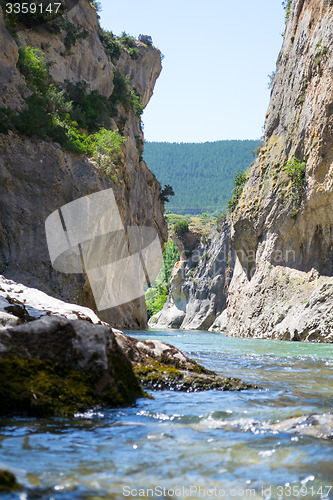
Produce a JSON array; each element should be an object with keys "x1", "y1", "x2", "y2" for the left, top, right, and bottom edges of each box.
[{"x1": 0, "y1": 275, "x2": 256, "y2": 417}]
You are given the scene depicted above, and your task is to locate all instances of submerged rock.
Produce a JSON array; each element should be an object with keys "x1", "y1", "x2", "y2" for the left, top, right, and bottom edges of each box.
[
  {"x1": 269, "y1": 413, "x2": 333, "y2": 441},
  {"x1": 0, "y1": 316, "x2": 143, "y2": 417},
  {"x1": 116, "y1": 331, "x2": 256, "y2": 392}
]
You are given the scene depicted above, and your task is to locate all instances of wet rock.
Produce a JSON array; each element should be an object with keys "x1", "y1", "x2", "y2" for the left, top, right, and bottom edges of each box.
[
  {"x1": 0, "y1": 316, "x2": 143, "y2": 417},
  {"x1": 115, "y1": 331, "x2": 256, "y2": 392},
  {"x1": 0, "y1": 469, "x2": 21, "y2": 492},
  {"x1": 269, "y1": 413, "x2": 333, "y2": 441}
]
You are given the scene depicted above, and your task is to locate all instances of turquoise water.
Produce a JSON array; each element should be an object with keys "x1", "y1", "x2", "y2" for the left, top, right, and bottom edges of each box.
[{"x1": 0, "y1": 330, "x2": 332, "y2": 499}]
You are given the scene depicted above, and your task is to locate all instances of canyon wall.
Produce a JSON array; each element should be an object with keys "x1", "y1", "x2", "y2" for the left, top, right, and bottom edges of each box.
[
  {"x1": 154, "y1": 0, "x2": 333, "y2": 342},
  {"x1": 150, "y1": 223, "x2": 235, "y2": 331},
  {"x1": 0, "y1": 0, "x2": 167, "y2": 329},
  {"x1": 227, "y1": 0, "x2": 333, "y2": 341}
]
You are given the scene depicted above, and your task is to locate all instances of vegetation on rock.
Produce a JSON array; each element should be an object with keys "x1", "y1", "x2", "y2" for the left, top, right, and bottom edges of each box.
[
  {"x1": 133, "y1": 358, "x2": 255, "y2": 392},
  {"x1": 0, "y1": 469, "x2": 21, "y2": 492},
  {"x1": 0, "y1": 45, "x2": 129, "y2": 171},
  {"x1": 228, "y1": 170, "x2": 248, "y2": 212},
  {"x1": 145, "y1": 240, "x2": 179, "y2": 318},
  {"x1": 174, "y1": 219, "x2": 189, "y2": 236}
]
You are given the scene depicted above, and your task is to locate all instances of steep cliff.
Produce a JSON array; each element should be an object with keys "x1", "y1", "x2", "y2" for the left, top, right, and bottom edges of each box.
[
  {"x1": 150, "y1": 222, "x2": 235, "y2": 330},
  {"x1": 154, "y1": 0, "x2": 333, "y2": 342},
  {"x1": 0, "y1": 0, "x2": 167, "y2": 328},
  {"x1": 227, "y1": 0, "x2": 333, "y2": 341}
]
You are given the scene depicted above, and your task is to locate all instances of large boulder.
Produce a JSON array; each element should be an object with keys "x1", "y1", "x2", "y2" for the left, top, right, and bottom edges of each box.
[{"x1": 0, "y1": 316, "x2": 143, "y2": 416}]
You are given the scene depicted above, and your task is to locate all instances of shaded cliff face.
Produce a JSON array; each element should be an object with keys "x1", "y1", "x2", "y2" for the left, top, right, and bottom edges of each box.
[
  {"x1": 0, "y1": 0, "x2": 167, "y2": 329},
  {"x1": 150, "y1": 224, "x2": 235, "y2": 331},
  {"x1": 228, "y1": 0, "x2": 333, "y2": 341}
]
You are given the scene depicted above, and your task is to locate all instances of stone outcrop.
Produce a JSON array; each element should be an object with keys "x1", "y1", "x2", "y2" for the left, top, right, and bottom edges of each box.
[
  {"x1": 227, "y1": 0, "x2": 333, "y2": 341},
  {"x1": 116, "y1": 328, "x2": 254, "y2": 392},
  {"x1": 150, "y1": 223, "x2": 235, "y2": 331},
  {"x1": 0, "y1": 274, "x2": 103, "y2": 328},
  {"x1": 0, "y1": 0, "x2": 167, "y2": 329}
]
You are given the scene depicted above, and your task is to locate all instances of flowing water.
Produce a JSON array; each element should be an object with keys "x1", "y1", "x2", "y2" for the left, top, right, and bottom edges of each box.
[{"x1": 0, "y1": 330, "x2": 332, "y2": 500}]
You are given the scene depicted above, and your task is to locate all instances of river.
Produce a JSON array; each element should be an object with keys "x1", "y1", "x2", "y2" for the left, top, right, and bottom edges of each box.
[{"x1": 0, "y1": 330, "x2": 332, "y2": 499}]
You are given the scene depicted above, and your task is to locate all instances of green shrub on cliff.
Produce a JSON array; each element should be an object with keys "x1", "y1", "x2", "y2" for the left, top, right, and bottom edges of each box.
[
  {"x1": 91, "y1": 128, "x2": 125, "y2": 171},
  {"x1": 284, "y1": 157, "x2": 306, "y2": 193},
  {"x1": 99, "y1": 30, "x2": 123, "y2": 61},
  {"x1": 0, "y1": 46, "x2": 127, "y2": 160},
  {"x1": 174, "y1": 219, "x2": 189, "y2": 236},
  {"x1": 64, "y1": 81, "x2": 113, "y2": 132},
  {"x1": 228, "y1": 170, "x2": 248, "y2": 212},
  {"x1": 145, "y1": 240, "x2": 180, "y2": 318},
  {"x1": 17, "y1": 46, "x2": 48, "y2": 90},
  {"x1": 110, "y1": 70, "x2": 144, "y2": 116},
  {"x1": 138, "y1": 34, "x2": 153, "y2": 46}
]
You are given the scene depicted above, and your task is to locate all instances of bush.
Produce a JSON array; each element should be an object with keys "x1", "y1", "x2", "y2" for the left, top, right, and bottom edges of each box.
[
  {"x1": 174, "y1": 219, "x2": 189, "y2": 236},
  {"x1": 99, "y1": 30, "x2": 122, "y2": 61},
  {"x1": 118, "y1": 31, "x2": 136, "y2": 49},
  {"x1": 110, "y1": 70, "x2": 144, "y2": 116},
  {"x1": 65, "y1": 81, "x2": 113, "y2": 132},
  {"x1": 145, "y1": 240, "x2": 179, "y2": 318},
  {"x1": 159, "y1": 184, "x2": 175, "y2": 203},
  {"x1": 228, "y1": 170, "x2": 248, "y2": 212},
  {"x1": 64, "y1": 23, "x2": 88, "y2": 51},
  {"x1": 138, "y1": 34, "x2": 153, "y2": 46},
  {"x1": 17, "y1": 46, "x2": 48, "y2": 91},
  {"x1": 90, "y1": 128, "x2": 125, "y2": 172},
  {"x1": 284, "y1": 157, "x2": 306, "y2": 193},
  {"x1": 128, "y1": 47, "x2": 140, "y2": 60}
]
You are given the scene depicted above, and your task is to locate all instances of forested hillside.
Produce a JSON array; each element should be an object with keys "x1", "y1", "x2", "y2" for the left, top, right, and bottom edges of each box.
[{"x1": 143, "y1": 140, "x2": 260, "y2": 214}]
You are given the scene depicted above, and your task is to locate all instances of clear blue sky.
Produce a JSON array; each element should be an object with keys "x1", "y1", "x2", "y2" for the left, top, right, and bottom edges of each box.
[{"x1": 99, "y1": 1, "x2": 285, "y2": 143}]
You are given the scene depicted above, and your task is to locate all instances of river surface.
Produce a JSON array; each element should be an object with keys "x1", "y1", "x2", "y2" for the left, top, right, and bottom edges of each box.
[{"x1": 0, "y1": 330, "x2": 332, "y2": 500}]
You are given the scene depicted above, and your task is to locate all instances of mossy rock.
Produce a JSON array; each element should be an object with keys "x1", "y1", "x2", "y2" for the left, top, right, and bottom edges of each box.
[
  {"x1": 116, "y1": 332, "x2": 256, "y2": 393},
  {"x1": 0, "y1": 317, "x2": 144, "y2": 417},
  {"x1": 0, "y1": 469, "x2": 21, "y2": 491},
  {"x1": 133, "y1": 360, "x2": 255, "y2": 392},
  {"x1": 0, "y1": 355, "x2": 143, "y2": 417}
]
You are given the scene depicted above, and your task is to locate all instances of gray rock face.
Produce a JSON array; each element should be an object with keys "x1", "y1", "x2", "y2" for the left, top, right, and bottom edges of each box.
[
  {"x1": 151, "y1": 1, "x2": 333, "y2": 343},
  {"x1": 227, "y1": 0, "x2": 333, "y2": 341},
  {"x1": 0, "y1": 3, "x2": 167, "y2": 329},
  {"x1": 151, "y1": 224, "x2": 235, "y2": 330}
]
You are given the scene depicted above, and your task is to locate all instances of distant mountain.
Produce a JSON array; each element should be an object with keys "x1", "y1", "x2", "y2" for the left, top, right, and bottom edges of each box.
[{"x1": 143, "y1": 140, "x2": 260, "y2": 215}]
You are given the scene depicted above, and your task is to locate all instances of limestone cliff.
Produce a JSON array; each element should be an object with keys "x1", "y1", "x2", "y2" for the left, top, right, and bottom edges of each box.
[
  {"x1": 150, "y1": 223, "x2": 235, "y2": 331},
  {"x1": 0, "y1": 1, "x2": 167, "y2": 328},
  {"x1": 154, "y1": 0, "x2": 333, "y2": 342},
  {"x1": 228, "y1": 0, "x2": 333, "y2": 341}
]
